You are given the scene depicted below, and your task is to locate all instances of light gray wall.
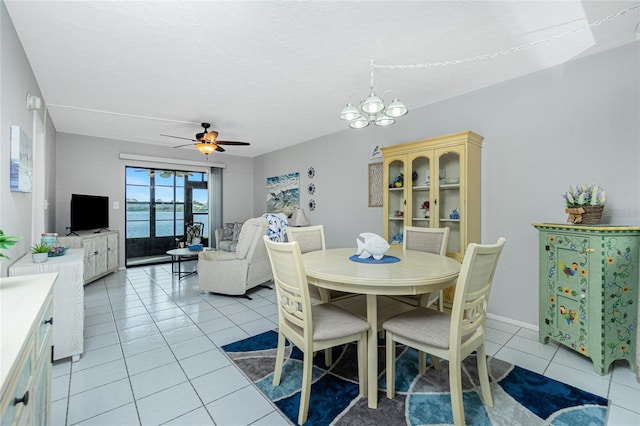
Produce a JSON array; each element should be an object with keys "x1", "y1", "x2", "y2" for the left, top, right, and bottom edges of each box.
[
  {"x1": 55, "y1": 133, "x2": 254, "y2": 268},
  {"x1": 0, "y1": 1, "x2": 56, "y2": 276},
  {"x1": 253, "y1": 41, "x2": 640, "y2": 328}
]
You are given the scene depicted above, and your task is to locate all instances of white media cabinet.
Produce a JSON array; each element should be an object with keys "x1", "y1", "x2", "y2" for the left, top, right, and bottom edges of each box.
[{"x1": 58, "y1": 230, "x2": 118, "y2": 284}]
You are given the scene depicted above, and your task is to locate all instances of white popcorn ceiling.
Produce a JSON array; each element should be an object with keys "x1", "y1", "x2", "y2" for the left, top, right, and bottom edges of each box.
[{"x1": 5, "y1": 1, "x2": 639, "y2": 158}]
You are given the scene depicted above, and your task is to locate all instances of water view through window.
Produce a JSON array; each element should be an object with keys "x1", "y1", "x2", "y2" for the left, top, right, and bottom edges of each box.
[{"x1": 125, "y1": 167, "x2": 208, "y2": 265}]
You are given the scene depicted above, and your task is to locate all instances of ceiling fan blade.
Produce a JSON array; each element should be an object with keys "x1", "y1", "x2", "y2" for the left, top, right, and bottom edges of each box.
[
  {"x1": 216, "y1": 141, "x2": 251, "y2": 146},
  {"x1": 172, "y1": 143, "x2": 196, "y2": 148},
  {"x1": 161, "y1": 134, "x2": 196, "y2": 141},
  {"x1": 215, "y1": 146, "x2": 226, "y2": 152}
]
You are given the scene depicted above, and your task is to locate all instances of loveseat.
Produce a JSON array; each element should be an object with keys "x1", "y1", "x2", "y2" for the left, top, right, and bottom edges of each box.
[{"x1": 197, "y1": 217, "x2": 272, "y2": 297}]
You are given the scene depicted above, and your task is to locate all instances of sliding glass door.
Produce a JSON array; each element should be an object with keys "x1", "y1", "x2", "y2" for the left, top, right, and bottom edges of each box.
[{"x1": 125, "y1": 167, "x2": 208, "y2": 266}]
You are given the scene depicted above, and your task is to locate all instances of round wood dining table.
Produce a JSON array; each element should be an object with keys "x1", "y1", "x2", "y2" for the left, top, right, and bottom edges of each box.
[{"x1": 302, "y1": 247, "x2": 461, "y2": 409}]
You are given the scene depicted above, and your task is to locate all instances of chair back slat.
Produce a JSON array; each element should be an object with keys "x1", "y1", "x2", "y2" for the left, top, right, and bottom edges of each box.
[
  {"x1": 403, "y1": 226, "x2": 450, "y2": 256},
  {"x1": 451, "y1": 238, "x2": 506, "y2": 344},
  {"x1": 264, "y1": 237, "x2": 312, "y2": 332},
  {"x1": 287, "y1": 225, "x2": 326, "y2": 254}
]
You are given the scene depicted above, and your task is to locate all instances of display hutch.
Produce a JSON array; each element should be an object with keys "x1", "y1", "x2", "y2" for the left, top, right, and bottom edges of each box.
[
  {"x1": 381, "y1": 130, "x2": 483, "y2": 306},
  {"x1": 533, "y1": 223, "x2": 638, "y2": 375}
]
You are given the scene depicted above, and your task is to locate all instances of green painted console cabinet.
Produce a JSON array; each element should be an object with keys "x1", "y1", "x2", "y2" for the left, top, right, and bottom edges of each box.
[{"x1": 533, "y1": 223, "x2": 639, "y2": 375}]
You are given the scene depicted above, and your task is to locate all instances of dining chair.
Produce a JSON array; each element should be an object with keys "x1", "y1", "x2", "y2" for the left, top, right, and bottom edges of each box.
[
  {"x1": 287, "y1": 225, "x2": 353, "y2": 304},
  {"x1": 399, "y1": 226, "x2": 450, "y2": 311},
  {"x1": 263, "y1": 236, "x2": 370, "y2": 425},
  {"x1": 383, "y1": 237, "x2": 506, "y2": 426}
]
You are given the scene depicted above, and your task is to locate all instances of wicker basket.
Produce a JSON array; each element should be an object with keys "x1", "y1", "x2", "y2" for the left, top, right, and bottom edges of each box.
[{"x1": 567, "y1": 205, "x2": 604, "y2": 224}]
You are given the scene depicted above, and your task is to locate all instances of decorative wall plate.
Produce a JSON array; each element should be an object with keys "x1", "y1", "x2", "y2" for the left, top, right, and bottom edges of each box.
[
  {"x1": 307, "y1": 183, "x2": 315, "y2": 195},
  {"x1": 307, "y1": 166, "x2": 315, "y2": 179},
  {"x1": 308, "y1": 199, "x2": 316, "y2": 211}
]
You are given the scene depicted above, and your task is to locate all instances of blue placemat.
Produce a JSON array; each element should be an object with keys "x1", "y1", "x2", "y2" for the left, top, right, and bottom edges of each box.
[{"x1": 349, "y1": 254, "x2": 401, "y2": 264}]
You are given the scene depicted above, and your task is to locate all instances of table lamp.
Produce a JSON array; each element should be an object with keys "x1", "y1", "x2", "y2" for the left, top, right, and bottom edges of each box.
[{"x1": 289, "y1": 208, "x2": 310, "y2": 227}]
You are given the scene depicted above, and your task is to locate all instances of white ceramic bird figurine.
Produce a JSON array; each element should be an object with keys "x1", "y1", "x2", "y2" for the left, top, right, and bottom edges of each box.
[{"x1": 356, "y1": 233, "x2": 390, "y2": 260}]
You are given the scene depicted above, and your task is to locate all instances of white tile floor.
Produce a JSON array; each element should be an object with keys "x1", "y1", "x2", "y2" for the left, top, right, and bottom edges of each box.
[{"x1": 50, "y1": 262, "x2": 640, "y2": 425}]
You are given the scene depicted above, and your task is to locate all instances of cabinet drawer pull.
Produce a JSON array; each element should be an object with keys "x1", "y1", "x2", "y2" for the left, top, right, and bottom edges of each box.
[
  {"x1": 45, "y1": 317, "x2": 53, "y2": 325},
  {"x1": 94, "y1": 251, "x2": 99, "y2": 255},
  {"x1": 13, "y1": 391, "x2": 29, "y2": 406},
  {"x1": 585, "y1": 248, "x2": 595, "y2": 253}
]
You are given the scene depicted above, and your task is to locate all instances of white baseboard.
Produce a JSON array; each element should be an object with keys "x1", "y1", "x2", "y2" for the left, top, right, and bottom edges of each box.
[{"x1": 487, "y1": 312, "x2": 538, "y2": 332}]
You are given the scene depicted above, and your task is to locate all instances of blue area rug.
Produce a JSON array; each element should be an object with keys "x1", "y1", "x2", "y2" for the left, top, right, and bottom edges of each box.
[{"x1": 222, "y1": 330, "x2": 608, "y2": 425}]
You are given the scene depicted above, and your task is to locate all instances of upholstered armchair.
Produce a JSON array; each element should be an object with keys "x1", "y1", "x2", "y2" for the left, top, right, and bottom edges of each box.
[{"x1": 197, "y1": 217, "x2": 272, "y2": 298}]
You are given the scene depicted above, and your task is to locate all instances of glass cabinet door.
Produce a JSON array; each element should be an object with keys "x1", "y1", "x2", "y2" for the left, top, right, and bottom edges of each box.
[
  {"x1": 435, "y1": 147, "x2": 463, "y2": 255},
  {"x1": 409, "y1": 154, "x2": 431, "y2": 228},
  {"x1": 386, "y1": 157, "x2": 406, "y2": 245}
]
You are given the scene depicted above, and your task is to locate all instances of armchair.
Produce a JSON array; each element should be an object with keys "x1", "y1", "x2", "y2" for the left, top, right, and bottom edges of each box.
[{"x1": 197, "y1": 217, "x2": 272, "y2": 298}]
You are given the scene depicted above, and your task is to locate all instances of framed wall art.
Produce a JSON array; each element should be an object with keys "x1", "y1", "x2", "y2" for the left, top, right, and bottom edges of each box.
[
  {"x1": 267, "y1": 172, "x2": 300, "y2": 217},
  {"x1": 368, "y1": 162, "x2": 383, "y2": 207},
  {"x1": 10, "y1": 125, "x2": 33, "y2": 193}
]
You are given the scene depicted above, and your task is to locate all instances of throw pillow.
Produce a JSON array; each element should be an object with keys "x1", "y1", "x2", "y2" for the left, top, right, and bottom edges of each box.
[
  {"x1": 232, "y1": 222, "x2": 243, "y2": 242},
  {"x1": 221, "y1": 223, "x2": 235, "y2": 241}
]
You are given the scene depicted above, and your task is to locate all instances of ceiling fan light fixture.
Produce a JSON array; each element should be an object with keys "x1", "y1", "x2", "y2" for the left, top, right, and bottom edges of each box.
[{"x1": 195, "y1": 142, "x2": 217, "y2": 155}]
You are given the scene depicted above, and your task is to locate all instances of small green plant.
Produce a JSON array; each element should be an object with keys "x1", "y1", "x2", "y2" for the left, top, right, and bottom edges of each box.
[
  {"x1": 0, "y1": 229, "x2": 22, "y2": 259},
  {"x1": 31, "y1": 242, "x2": 52, "y2": 254}
]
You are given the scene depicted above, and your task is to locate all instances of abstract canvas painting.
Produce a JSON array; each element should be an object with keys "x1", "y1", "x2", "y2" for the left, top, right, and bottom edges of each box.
[
  {"x1": 10, "y1": 125, "x2": 33, "y2": 192},
  {"x1": 267, "y1": 172, "x2": 300, "y2": 217}
]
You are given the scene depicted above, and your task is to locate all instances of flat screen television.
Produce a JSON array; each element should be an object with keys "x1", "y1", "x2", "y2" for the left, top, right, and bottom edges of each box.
[{"x1": 70, "y1": 194, "x2": 109, "y2": 232}]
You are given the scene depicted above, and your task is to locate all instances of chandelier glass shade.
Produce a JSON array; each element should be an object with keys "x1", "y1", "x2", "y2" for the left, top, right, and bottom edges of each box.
[{"x1": 339, "y1": 61, "x2": 408, "y2": 129}]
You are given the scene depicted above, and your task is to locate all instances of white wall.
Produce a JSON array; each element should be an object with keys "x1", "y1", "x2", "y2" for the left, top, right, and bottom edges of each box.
[
  {"x1": 253, "y1": 41, "x2": 640, "y2": 328},
  {"x1": 55, "y1": 133, "x2": 254, "y2": 268},
  {"x1": 0, "y1": 1, "x2": 56, "y2": 276}
]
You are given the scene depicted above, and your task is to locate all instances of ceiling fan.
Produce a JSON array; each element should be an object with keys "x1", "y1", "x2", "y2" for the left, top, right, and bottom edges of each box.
[{"x1": 161, "y1": 123, "x2": 250, "y2": 156}]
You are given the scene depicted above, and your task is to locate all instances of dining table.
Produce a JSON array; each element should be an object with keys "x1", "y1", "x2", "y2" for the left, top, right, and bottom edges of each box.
[{"x1": 302, "y1": 247, "x2": 461, "y2": 409}]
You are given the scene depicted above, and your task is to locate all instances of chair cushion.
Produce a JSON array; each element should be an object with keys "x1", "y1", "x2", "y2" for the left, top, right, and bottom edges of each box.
[
  {"x1": 311, "y1": 303, "x2": 370, "y2": 341},
  {"x1": 383, "y1": 307, "x2": 452, "y2": 349}
]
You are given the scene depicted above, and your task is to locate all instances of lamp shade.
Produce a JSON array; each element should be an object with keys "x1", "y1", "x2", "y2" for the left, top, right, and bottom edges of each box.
[
  {"x1": 362, "y1": 94, "x2": 385, "y2": 114},
  {"x1": 349, "y1": 116, "x2": 370, "y2": 129},
  {"x1": 339, "y1": 104, "x2": 362, "y2": 121},
  {"x1": 289, "y1": 208, "x2": 310, "y2": 227},
  {"x1": 386, "y1": 99, "x2": 408, "y2": 117},
  {"x1": 374, "y1": 112, "x2": 395, "y2": 127}
]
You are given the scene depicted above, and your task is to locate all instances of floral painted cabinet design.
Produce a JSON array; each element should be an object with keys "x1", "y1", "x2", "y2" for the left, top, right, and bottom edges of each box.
[{"x1": 534, "y1": 223, "x2": 639, "y2": 375}]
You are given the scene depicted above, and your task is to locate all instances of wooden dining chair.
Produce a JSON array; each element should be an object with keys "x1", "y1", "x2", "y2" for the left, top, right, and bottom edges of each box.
[
  {"x1": 383, "y1": 238, "x2": 506, "y2": 426},
  {"x1": 263, "y1": 236, "x2": 370, "y2": 425},
  {"x1": 287, "y1": 225, "x2": 353, "y2": 303},
  {"x1": 399, "y1": 226, "x2": 450, "y2": 311}
]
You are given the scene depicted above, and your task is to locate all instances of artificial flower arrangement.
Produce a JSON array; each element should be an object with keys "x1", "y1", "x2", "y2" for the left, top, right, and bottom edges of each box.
[
  {"x1": 563, "y1": 184, "x2": 605, "y2": 224},
  {"x1": 563, "y1": 183, "x2": 606, "y2": 207}
]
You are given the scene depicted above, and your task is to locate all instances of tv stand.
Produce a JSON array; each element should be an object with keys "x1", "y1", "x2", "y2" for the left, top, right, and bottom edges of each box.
[
  {"x1": 57, "y1": 230, "x2": 119, "y2": 284},
  {"x1": 93, "y1": 227, "x2": 110, "y2": 233}
]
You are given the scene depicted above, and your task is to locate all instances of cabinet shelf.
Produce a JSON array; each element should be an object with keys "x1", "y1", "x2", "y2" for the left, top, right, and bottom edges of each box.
[{"x1": 440, "y1": 218, "x2": 460, "y2": 222}]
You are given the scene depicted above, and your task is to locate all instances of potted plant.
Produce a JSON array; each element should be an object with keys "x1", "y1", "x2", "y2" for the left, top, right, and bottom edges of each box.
[
  {"x1": 31, "y1": 242, "x2": 51, "y2": 263},
  {"x1": 563, "y1": 184, "x2": 606, "y2": 224},
  {"x1": 0, "y1": 229, "x2": 21, "y2": 260}
]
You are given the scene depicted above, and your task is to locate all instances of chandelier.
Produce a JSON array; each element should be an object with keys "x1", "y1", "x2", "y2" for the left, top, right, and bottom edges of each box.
[{"x1": 339, "y1": 60, "x2": 408, "y2": 129}]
